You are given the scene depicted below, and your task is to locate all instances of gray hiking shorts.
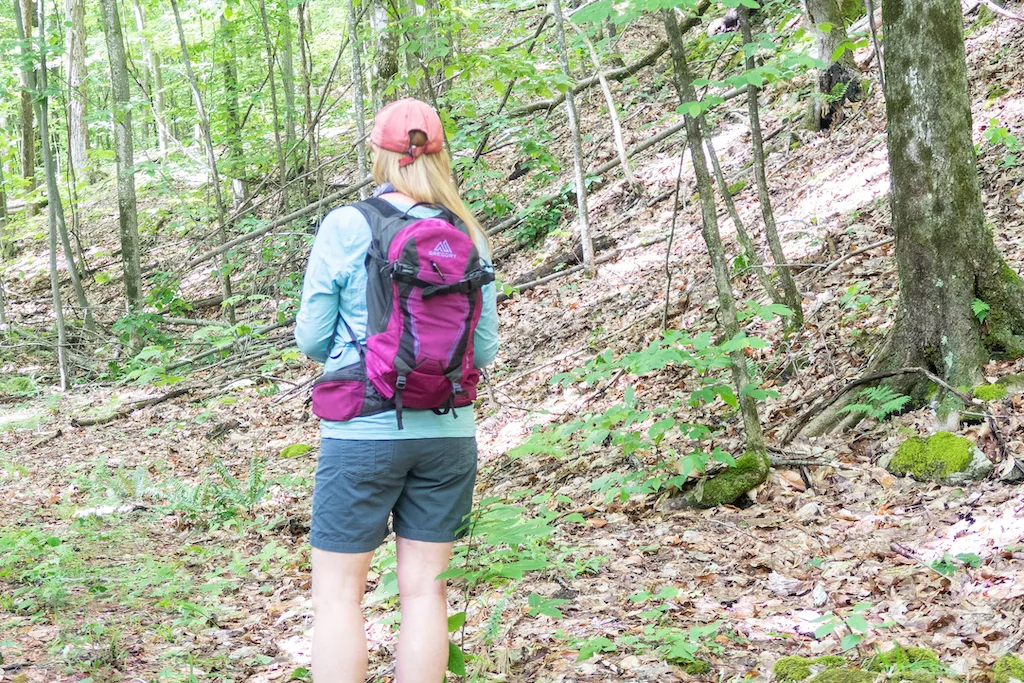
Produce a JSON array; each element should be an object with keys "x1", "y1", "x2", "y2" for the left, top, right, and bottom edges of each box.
[{"x1": 311, "y1": 437, "x2": 478, "y2": 553}]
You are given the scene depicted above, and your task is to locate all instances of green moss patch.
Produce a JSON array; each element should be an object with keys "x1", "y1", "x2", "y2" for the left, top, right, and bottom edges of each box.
[
  {"x1": 865, "y1": 645, "x2": 939, "y2": 673},
  {"x1": 773, "y1": 656, "x2": 849, "y2": 682},
  {"x1": 973, "y1": 383, "x2": 1008, "y2": 401},
  {"x1": 807, "y1": 669, "x2": 879, "y2": 683},
  {"x1": 682, "y1": 659, "x2": 712, "y2": 675},
  {"x1": 686, "y1": 450, "x2": 770, "y2": 508},
  {"x1": 994, "y1": 654, "x2": 1024, "y2": 683},
  {"x1": 892, "y1": 672, "x2": 938, "y2": 683},
  {"x1": 887, "y1": 432, "x2": 976, "y2": 481}
]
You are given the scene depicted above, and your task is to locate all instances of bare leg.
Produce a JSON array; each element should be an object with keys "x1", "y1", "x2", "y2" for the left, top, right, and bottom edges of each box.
[
  {"x1": 394, "y1": 537, "x2": 454, "y2": 683},
  {"x1": 311, "y1": 547, "x2": 374, "y2": 683}
]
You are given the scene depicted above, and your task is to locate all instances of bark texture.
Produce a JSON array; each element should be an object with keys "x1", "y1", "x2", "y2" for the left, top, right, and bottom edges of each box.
[
  {"x1": 100, "y1": 0, "x2": 143, "y2": 312},
  {"x1": 802, "y1": 0, "x2": 862, "y2": 129},
  {"x1": 65, "y1": 0, "x2": 88, "y2": 180},
  {"x1": 16, "y1": 0, "x2": 68, "y2": 383},
  {"x1": 663, "y1": 9, "x2": 765, "y2": 454},
  {"x1": 18, "y1": 0, "x2": 36, "y2": 216},
  {"x1": 220, "y1": 17, "x2": 246, "y2": 207},
  {"x1": 806, "y1": 0, "x2": 1024, "y2": 434},
  {"x1": 552, "y1": 0, "x2": 595, "y2": 274}
]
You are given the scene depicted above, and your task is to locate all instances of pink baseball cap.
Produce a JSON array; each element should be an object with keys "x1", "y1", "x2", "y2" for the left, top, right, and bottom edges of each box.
[{"x1": 370, "y1": 98, "x2": 444, "y2": 167}]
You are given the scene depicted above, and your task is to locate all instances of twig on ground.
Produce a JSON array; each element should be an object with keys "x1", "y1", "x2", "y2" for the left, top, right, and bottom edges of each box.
[
  {"x1": 813, "y1": 237, "x2": 894, "y2": 279},
  {"x1": 72, "y1": 386, "x2": 198, "y2": 428}
]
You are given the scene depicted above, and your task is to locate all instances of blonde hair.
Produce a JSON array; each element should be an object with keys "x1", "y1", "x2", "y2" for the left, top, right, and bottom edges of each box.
[{"x1": 371, "y1": 142, "x2": 489, "y2": 251}]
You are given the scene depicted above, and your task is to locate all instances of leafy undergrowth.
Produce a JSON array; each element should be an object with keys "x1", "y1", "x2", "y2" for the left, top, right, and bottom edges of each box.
[{"x1": 3, "y1": 11, "x2": 1024, "y2": 683}]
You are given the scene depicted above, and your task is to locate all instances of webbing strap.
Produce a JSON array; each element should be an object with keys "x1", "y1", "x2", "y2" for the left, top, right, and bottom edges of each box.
[
  {"x1": 358, "y1": 196, "x2": 403, "y2": 219},
  {"x1": 339, "y1": 316, "x2": 365, "y2": 360}
]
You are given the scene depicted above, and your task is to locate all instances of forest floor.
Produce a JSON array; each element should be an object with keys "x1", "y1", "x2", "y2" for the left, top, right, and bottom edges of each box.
[{"x1": 2, "y1": 9, "x2": 1024, "y2": 683}]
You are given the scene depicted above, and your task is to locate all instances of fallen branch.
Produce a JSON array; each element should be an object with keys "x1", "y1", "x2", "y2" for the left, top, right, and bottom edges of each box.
[
  {"x1": 72, "y1": 386, "x2": 197, "y2": 428},
  {"x1": 507, "y1": 0, "x2": 712, "y2": 118},
  {"x1": 975, "y1": 0, "x2": 1024, "y2": 20},
  {"x1": 815, "y1": 237, "x2": 894, "y2": 279},
  {"x1": 187, "y1": 177, "x2": 373, "y2": 269},
  {"x1": 779, "y1": 366, "x2": 986, "y2": 445},
  {"x1": 509, "y1": 42, "x2": 669, "y2": 117},
  {"x1": 497, "y1": 233, "x2": 674, "y2": 302},
  {"x1": 166, "y1": 319, "x2": 295, "y2": 372}
]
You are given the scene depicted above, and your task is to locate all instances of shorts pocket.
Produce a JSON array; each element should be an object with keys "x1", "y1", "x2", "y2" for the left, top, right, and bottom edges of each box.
[
  {"x1": 335, "y1": 439, "x2": 394, "y2": 484},
  {"x1": 445, "y1": 439, "x2": 477, "y2": 478}
]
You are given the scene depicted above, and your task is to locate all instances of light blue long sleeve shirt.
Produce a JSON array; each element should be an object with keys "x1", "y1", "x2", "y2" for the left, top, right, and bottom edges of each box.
[{"x1": 294, "y1": 195, "x2": 499, "y2": 439}]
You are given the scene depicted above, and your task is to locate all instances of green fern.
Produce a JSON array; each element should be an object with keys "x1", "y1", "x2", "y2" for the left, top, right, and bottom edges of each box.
[
  {"x1": 971, "y1": 298, "x2": 990, "y2": 323},
  {"x1": 841, "y1": 386, "x2": 911, "y2": 420}
]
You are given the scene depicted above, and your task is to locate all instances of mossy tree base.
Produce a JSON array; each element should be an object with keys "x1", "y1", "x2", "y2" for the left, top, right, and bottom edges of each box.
[
  {"x1": 678, "y1": 451, "x2": 770, "y2": 508},
  {"x1": 801, "y1": 0, "x2": 1024, "y2": 437}
]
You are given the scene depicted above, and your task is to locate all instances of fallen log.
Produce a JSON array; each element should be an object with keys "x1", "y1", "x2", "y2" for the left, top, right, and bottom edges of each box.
[
  {"x1": 72, "y1": 386, "x2": 197, "y2": 428},
  {"x1": 508, "y1": 235, "x2": 618, "y2": 281}
]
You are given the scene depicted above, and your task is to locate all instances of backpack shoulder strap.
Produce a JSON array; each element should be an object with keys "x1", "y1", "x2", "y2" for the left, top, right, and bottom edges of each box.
[{"x1": 352, "y1": 197, "x2": 403, "y2": 222}]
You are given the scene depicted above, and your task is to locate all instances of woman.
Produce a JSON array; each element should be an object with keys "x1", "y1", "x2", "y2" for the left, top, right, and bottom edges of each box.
[{"x1": 294, "y1": 99, "x2": 499, "y2": 682}]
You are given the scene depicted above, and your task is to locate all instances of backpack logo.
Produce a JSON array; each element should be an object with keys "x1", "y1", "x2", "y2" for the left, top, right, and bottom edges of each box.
[{"x1": 429, "y1": 240, "x2": 456, "y2": 258}]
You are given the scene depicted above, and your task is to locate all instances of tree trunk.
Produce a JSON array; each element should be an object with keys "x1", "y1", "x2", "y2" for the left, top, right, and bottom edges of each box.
[
  {"x1": 280, "y1": 0, "x2": 297, "y2": 156},
  {"x1": 551, "y1": 0, "x2": 595, "y2": 275},
  {"x1": 18, "y1": 0, "x2": 37, "y2": 217},
  {"x1": 99, "y1": 0, "x2": 143, "y2": 319},
  {"x1": 370, "y1": 0, "x2": 399, "y2": 112},
  {"x1": 171, "y1": 0, "x2": 235, "y2": 324},
  {"x1": 65, "y1": 0, "x2": 88, "y2": 182},
  {"x1": 802, "y1": 0, "x2": 862, "y2": 129},
  {"x1": 258, "y1": 0, "x2": 288, "y2": 184},
  {"x1": 347, "y1": 0, "x2": 369, "y2": 199},
  {"x1": 221, "y1": 16, "x2": 247, "y2": 209},
  {"x1": 297, "y1": 1, "x2": 318, "y2": 201},
  {"x1": 15, "y1": 0, "x2": 68, "y2": 384},
  {"x1": 663, "y1": 8, "x2": 765, "y2": 454},
  {"x1": 702, "y1": 128, "x2": 780, "y2": 304},
  {"x1": 741, "y1": 7, "x2": 804, "y2": 327},
  {"x1": 805, "y1": 0, "x2": 1024, "y2": 435},
  {"x1": 132, "y1": 0, "x2": 168, "y2": 155}
]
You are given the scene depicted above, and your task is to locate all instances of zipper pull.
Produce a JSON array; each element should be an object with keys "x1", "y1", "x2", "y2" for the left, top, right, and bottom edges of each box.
[{"x1": 430, "y1": 261, "x2": 447, "y2": 281}]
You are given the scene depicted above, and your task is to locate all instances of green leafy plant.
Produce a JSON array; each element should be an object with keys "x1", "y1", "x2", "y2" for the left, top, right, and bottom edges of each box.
[
  {"x1": 982, "y1": 118, "x2": 1022, "y2": 167},
  {"x1": 931, "y1": 552, "x2": 983, "y2": 576},
  {"x1": 972, "y1": 298, "x2": 991, "y2": 323},
  {"x1": 811, "y1": 602, "x2": 891, "y2": 651},
  {"x1": 840, "y1": 281, "x2": 875, "y2": 311},
  {"x1": 840, "y1": 386, "x2": 911, "y2": 421}
]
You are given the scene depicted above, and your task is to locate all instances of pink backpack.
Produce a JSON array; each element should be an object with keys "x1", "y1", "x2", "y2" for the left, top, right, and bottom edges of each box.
[{"x1": 311, "y1": 198, "x2": 494, "y2": 428}]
